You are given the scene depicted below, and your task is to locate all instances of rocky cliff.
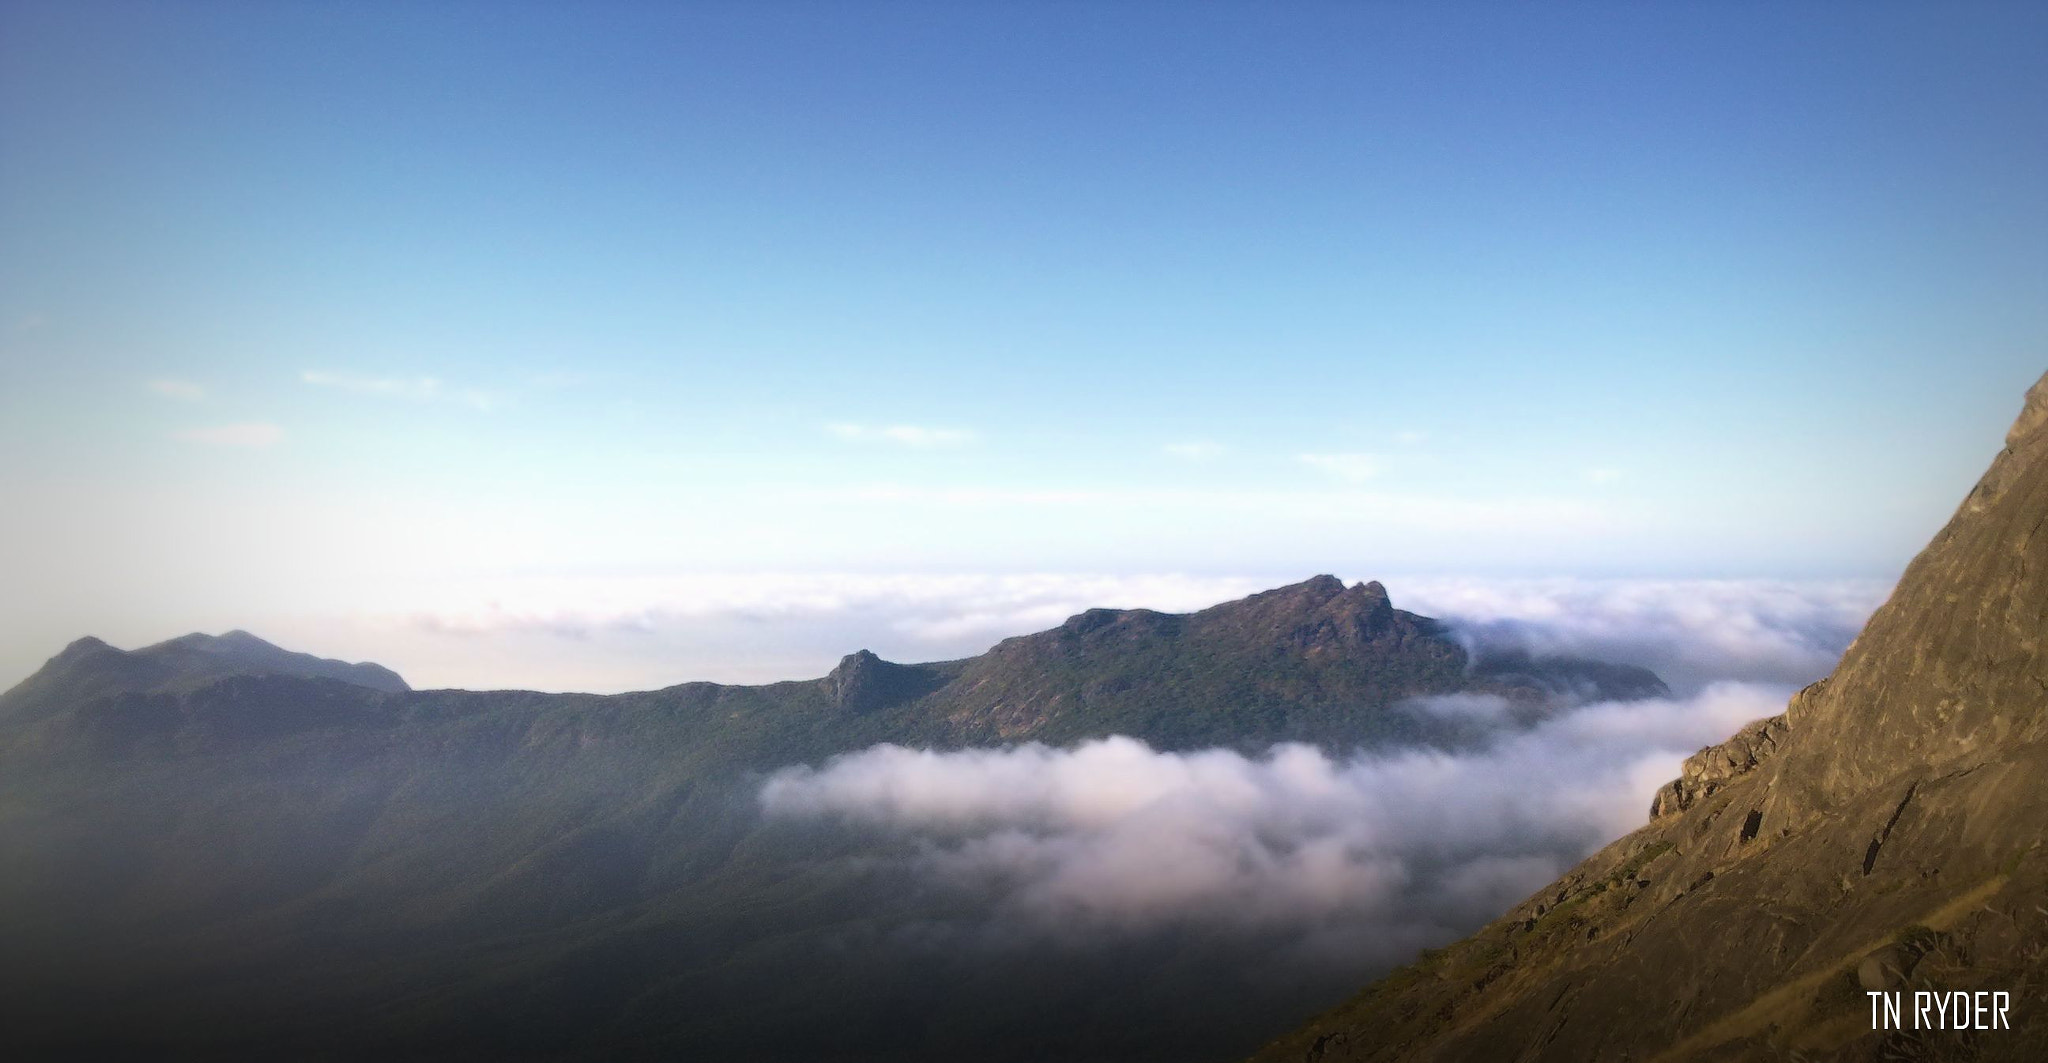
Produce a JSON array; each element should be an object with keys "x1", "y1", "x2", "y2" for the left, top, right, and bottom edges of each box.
[{"x1": 1250, "y1": 372, "x2": 2048, "y2": 1063}]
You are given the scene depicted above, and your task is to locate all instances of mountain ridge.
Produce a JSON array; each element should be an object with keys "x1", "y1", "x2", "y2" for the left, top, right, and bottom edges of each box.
[{"x1": 5, "y1": 575, "x2": 1665, "y2": 755}]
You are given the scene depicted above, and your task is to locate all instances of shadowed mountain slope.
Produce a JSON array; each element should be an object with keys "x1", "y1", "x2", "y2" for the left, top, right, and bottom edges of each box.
[
  {"x1": 1251, "y1": 373, "x2": 2048, "y2": 1063},
  {"x1": 0, "y1": 578, "x2": 1661, "y2": 1061}
]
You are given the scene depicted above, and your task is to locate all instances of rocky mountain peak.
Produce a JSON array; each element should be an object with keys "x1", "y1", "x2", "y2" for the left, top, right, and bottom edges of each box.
[
  {"x1": 825, "y1": 650, "x2": 937, "y2": 714},
  {"x1": 1301, "y1": 573, "x2": 1347, "y2": 597},
  {"x1": 1331, "y1": 578, "x2": 1395, "y2": 622}
]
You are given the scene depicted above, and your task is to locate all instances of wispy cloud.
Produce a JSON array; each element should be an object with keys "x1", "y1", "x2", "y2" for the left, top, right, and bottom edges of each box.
[
  {"x1": 1295, "y1": 452, "x2": 1383, "y2": 483},
  {"x1": 146, "y1": 378, "x2": 205, "y2": 401},
  {"x1": 1162, "y1": 441, "x2": 1224, "y2": 460},
  {"x1": 301, "y1": 370, "x2": 442, "y2": 401},
  {"x1": 792, "y1": 485, "x2": 1614, "y2": 537},
  {"x1": 1583, "y1": 468, "x2": 1622, "y2": 485},
  {"x1": 1395, "y1": 431, "x2": 1427, "y2": 447},
  {"x1": 301, "y1": 370, "x2": 509, "y2": 411},
  {"x1": 173, "y1": 422, "x2": 282, "y2": 448},
  {"x1": 522, "y1": 370, "x2": 584, "y2": 389},
  {"x1": 826, "y1": 423, "x2": 974, "y2": 446}
]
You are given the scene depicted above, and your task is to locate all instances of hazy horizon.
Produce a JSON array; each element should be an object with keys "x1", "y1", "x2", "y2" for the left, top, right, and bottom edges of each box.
[{"x1": 10, "y1": 573, "x2": 1886, "y2": 706}]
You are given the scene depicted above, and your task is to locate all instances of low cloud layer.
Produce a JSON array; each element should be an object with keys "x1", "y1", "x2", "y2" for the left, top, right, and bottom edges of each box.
[
  {"x1": 761, "y1": 682, "x2": 1790, "y2": 965},
  {"x1": 1396, "y1": 576, "x2": 1888, "y2": 693}
]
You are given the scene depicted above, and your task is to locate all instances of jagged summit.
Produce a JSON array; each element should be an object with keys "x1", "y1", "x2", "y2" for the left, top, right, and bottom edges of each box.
[
  {"x1": 1255, "y1": 370, "x2": 2048, "y2": 1063},
  {"x1": 1214, "y1": 573, "x2": 1374, "y2": 615},
  {"x1": 824, "y1": 649, "x2": 941, "y2": 714},
  {"x1": 1264, "y1": 572, "x2": 1349, "y2": 601}
]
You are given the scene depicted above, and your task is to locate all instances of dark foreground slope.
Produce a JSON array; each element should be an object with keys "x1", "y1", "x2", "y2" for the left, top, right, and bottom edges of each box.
[
  {"x1": 0, "y1": 579, "x2": 1655, "y2": 1061},
  {"x1": 1253, "y1": 374, "x2": 2048, "y2": 1063}
]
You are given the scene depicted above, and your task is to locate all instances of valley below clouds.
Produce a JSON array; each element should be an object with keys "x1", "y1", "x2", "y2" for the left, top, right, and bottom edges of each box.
[{"x1": 758, "y1": 683, "x2": 1791, "y2": 971}]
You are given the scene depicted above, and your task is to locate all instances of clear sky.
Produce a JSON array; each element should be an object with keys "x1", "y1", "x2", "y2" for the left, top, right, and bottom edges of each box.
[{"x1": 3, "y1": 2, "x2": 2045, "y2": 690}]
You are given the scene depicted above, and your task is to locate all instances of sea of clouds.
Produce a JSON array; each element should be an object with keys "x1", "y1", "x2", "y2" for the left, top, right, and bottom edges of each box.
[
  {"x1": 746, "y1": 574, "x2": 1890, "y2": 967},
  {"x1": 760, "y1": 682, "x2": 1789, "y2": 967}
]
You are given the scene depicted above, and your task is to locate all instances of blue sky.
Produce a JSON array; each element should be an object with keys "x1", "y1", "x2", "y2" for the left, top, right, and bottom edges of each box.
[{"x1": 3, "y1": 2, "x2": 2045, "y2": 689}]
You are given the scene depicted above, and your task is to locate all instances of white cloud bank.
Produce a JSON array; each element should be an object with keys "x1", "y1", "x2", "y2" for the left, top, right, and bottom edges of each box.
[
  {"x1": 761, "y1": 682, "x2": 1790, "y2": 960},
  {"x1": 1396, "y1": 576, "x2": 1888, "y2": 694}
]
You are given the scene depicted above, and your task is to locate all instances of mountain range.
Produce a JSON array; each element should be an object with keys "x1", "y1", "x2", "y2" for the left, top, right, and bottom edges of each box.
[{"x1": 0, "y1": 570, "x2": 1657, "y2": 1060}]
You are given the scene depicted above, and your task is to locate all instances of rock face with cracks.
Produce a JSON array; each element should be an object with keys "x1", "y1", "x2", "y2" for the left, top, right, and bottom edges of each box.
[{"x1": 1251, "y1": 371, "x2": 2048, "y2": 1063}]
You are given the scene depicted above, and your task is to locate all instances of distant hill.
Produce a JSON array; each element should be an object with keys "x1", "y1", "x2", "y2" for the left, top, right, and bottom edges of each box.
[
  {"x1": 1250, "y1": 373, "x2": 2048, "y2": 1063},
  {"x1": 0, "y1": 577, "x2": 1660, "y2": 1061},
  {"x1": 0, "y1": 629, "x2": 407, "y2": 724}
]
